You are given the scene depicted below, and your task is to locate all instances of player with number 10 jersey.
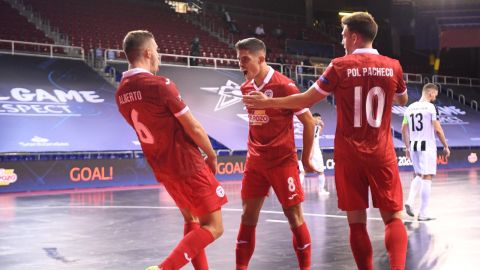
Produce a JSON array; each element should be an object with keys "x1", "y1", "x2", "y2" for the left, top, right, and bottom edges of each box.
[
  {"x1": 314, "y1": 49, "x2": 407, "y2": 211},
  {"x1": 314, "y1": 50, "x2": 406, "y2": 167}
]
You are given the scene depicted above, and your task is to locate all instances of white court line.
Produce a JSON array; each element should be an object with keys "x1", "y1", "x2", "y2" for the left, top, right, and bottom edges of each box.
[
  {"x1": 265, "y1": 219, "x2": 288, "y2": 223},
  {"x1": 0, "y1": 205, "x2": 384, "y2": 221}
]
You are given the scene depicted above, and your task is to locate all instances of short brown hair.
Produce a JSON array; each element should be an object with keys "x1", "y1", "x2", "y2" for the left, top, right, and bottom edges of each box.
[
  {"x1": 122, "y1": 30, "x2": 154, "y2": 62},
  {"x1": 341, "y1": 12, "x2": 378, "y2": 42},
  {"x1": 235, "y1": 37, "x2": 266, "y2": 53},
  {"x1": 422, "y1": 83, "x2": 439, "y2": 93}
]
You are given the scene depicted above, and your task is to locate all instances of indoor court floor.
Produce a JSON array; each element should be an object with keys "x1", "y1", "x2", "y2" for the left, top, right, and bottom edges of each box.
[{"x1": 0, "y1": 168, "x2": 479, "y2": 270}]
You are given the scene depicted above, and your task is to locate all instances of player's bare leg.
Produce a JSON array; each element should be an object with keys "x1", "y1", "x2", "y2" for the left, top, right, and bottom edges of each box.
[
  {"x1": 347, "y1": 210, "x2": 373, "y2": 270},
  {"x1": 418, "y1": 175, "x2": 435, "y2": 221},
  {"x1": 380, "y1": 210, "x2": 407, "y2": 270},
  {"x1": 283, "y1": 203, "x2": 311, "y2": 270},
  {"x1": 156, "y1": 209, "x2": 223, "y2": 270},
  {"x1": 236, "y1": 197, "x2": 265, "y2": 270}
]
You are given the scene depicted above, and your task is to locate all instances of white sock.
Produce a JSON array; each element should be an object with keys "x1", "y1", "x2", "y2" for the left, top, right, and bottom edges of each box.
[
  {"x1": 318, "y1": 174, "x2": 326, "y2": 190},
  {"x1": 420, "y1": 179, "x2": 432, "y2": 217},
  {"x1": 406, "y1": 176, "x2": 422, "y2": 207}
]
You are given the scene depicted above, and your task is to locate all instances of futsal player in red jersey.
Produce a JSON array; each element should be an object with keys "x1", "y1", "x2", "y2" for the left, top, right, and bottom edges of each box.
[
  {"x1": 243, "y1": 13, "x2": 409, "y2": 270},
  {"x1": 115, "y1": 30, "x2": 227, "y2": 270},
  {"x1": 234, "y1": 37, "x2": 317, "y2": 270}
]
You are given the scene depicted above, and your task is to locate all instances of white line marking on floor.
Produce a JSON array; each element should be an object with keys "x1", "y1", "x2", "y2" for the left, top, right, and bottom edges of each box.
[
  {"x1": 265, "y1": 219, "x2": 288, "y2": 223},
  {"x1": 0, "y1": 205, "x2": 384, "y2": 221}
]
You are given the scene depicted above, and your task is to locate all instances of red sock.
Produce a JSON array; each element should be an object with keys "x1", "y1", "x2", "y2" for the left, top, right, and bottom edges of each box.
[
  {"x1": 349, "y1": 223, "x2": 373, "y2": 270},
  {"x1": 159, "y1": 227, "x2": 214, "y2": 270},
  {"x1": 291, "y1": 222, "x2": 311, "y2": 270},
  {"x1": 235, "y1": 223, "x2": 256, "y2": 269},
  {"x1": 385, "y1": 218, "x2": 407, "y2": 270},
  {"x1": 184, "y1": 222, "x2": 209, "y2": 270}
]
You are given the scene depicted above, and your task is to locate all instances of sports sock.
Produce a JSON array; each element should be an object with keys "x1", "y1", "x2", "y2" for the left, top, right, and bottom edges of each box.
[
  {"x1": 291, "y1": 222, "x2": 311, "y2": 270},
  {"x1": 184, "y1": 222, "x2": 208, "y2": 270},
  {"x1": 235, "y1": 223, "x2": 256, "y2": 270},
  {"x1": 349, "y1": 223, "x2": 373, "y2": 270},
  {"x1": 318, "y1": 174, "x2": 326, "y2": 191},
  {"x1": 385, "y1": 218, "x2": 407, "y2": 270},
  {"x1": 419, "y1": 179, "x2": 432, "y2": 217},
  {"x1": 406, "y1": 175, "x2": 422, "y2": 207},
  {"x1": 159, "y1": 227, "x2": 214, "y2": 270}
]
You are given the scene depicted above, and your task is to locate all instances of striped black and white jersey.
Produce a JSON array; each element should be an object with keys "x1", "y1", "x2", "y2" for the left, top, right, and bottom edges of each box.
[{"x1": 403, "y1": 101, "x2": 438, "y2": 151}]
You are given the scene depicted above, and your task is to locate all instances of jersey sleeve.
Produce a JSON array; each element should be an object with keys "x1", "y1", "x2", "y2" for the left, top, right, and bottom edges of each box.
[
  {"x1": 395, "y1": 62, "x2": 407, "y2": 96},
  {"x1": 283, "y1": 81, "x2": 309, "y2": 115},
  {"x1": 162, "y1": 80, "x2": 190, "y2": 117},
  {"x1": 431, "y1": 104, "x2": 439, "y2": 121},
  {"x1": 313, "y1": 62, "x2": 339, "y2": 95}
]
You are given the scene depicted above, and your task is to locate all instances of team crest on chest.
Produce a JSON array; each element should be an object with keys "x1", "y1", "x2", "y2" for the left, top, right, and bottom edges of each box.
[{"x1": 264, "y1": 89, "x2": 273, "y2": 98}]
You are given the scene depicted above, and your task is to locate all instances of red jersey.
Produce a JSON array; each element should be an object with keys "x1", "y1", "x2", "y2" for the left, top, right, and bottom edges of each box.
[
  {"x1": 241, "y1": 66, "x2": 308, "y2": 168},
  {"x1": 314, "y1": 48, "x2": 407, "y2": 164},
  {"x1": 116, "y1": 68, "x2": 205, "y2": 179}
]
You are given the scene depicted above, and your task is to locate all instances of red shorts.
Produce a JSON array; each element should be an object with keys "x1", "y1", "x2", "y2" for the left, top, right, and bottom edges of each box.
[
  {"x1": 335, "y1": 159, "x2": 403, "y2": 212},
  {"x1": 161, "y1": 165, "x2": 228, "y2": 216},
  {"x1": 242, "y1": 164, "x2": 303, "y2": 207}
]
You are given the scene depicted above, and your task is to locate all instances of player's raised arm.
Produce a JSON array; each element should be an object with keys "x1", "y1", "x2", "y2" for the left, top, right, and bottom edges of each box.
[
  {"x1": 243, "y1": 85, "x2": 326, "y2": 109},
  {"x1": 177, "y1": 111, "x2": 217, "y2": 173}
]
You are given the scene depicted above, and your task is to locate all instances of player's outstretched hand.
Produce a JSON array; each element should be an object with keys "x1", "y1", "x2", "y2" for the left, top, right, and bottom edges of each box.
[
  {"x1": 242, "y1": 91, "x2": 268, "y2": 109},
  {"x1": 444, "y1": 147, "x2": 451, "y2": 158},
  {"x1": 302, "y1": 159, "x2": 319, "y2": 174},
  {"x1": 205, "y1": 154, "x2": 217, "y2": 174}
]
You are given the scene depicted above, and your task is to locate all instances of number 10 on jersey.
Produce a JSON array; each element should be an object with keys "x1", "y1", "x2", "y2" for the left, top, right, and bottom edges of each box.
[{"x1": 354, "y1": 86, "x2": 386, "y2": 128}]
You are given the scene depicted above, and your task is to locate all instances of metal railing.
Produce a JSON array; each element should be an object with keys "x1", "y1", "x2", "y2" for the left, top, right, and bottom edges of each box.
[
  {"x1": 432, "y1": 75, "x2": 480, "y2": 87},
  {"x1": 103, "y1": 49, "x2": 284, "y2": 72},
  {"x1": 403, "y1": 73, "x2": 423, "y2": 84},
  {"x1": 0, "y1": 39, "x2": 84, "y2": 60}
]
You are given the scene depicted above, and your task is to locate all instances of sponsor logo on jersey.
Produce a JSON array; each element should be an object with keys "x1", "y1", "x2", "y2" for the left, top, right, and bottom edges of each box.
[
  {"x1": 184, "y1": 252, "x2": 192, "y2": 262},
  {"x1": 19, "y1": 136, "x2": 69, "y2": 148},
  {"x1": 248, "y1": 110, "x2": 270, "y2": 125},
  {"x1": 0, "y1": 169, "x2": 18, "y2": 186},
  {"x1": 264, "y1": 89, "x2": 273, "y2": 98}
]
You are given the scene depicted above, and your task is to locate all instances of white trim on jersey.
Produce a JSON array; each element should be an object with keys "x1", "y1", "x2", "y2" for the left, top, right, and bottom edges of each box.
[
  {"x1": 312, "y1": 82, "x2": 330, "y2": 96},
  {"x1": 396, "y1": 88, "x2": 408, "y2": 96},
  {"x1": 352, "y1": 48, "x2": 379, "y2": 55},
  {"x1": 122, "y1": 67, "x2": 152, "y2": 79},
  {"x1": 252, "y1": 66, "x2": 275, "y2": 91},
  {"x1": 294, "y1": 108, "x2": 310, "y2": 115},
  {"x1": 174, "y1": 106, "x2": 190, "y2": 117}
]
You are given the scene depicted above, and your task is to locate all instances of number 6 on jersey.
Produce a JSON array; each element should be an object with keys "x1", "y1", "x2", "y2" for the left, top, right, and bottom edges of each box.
[{"x1": 131, "y1": 109, "x2": 154, "y2": 144}]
